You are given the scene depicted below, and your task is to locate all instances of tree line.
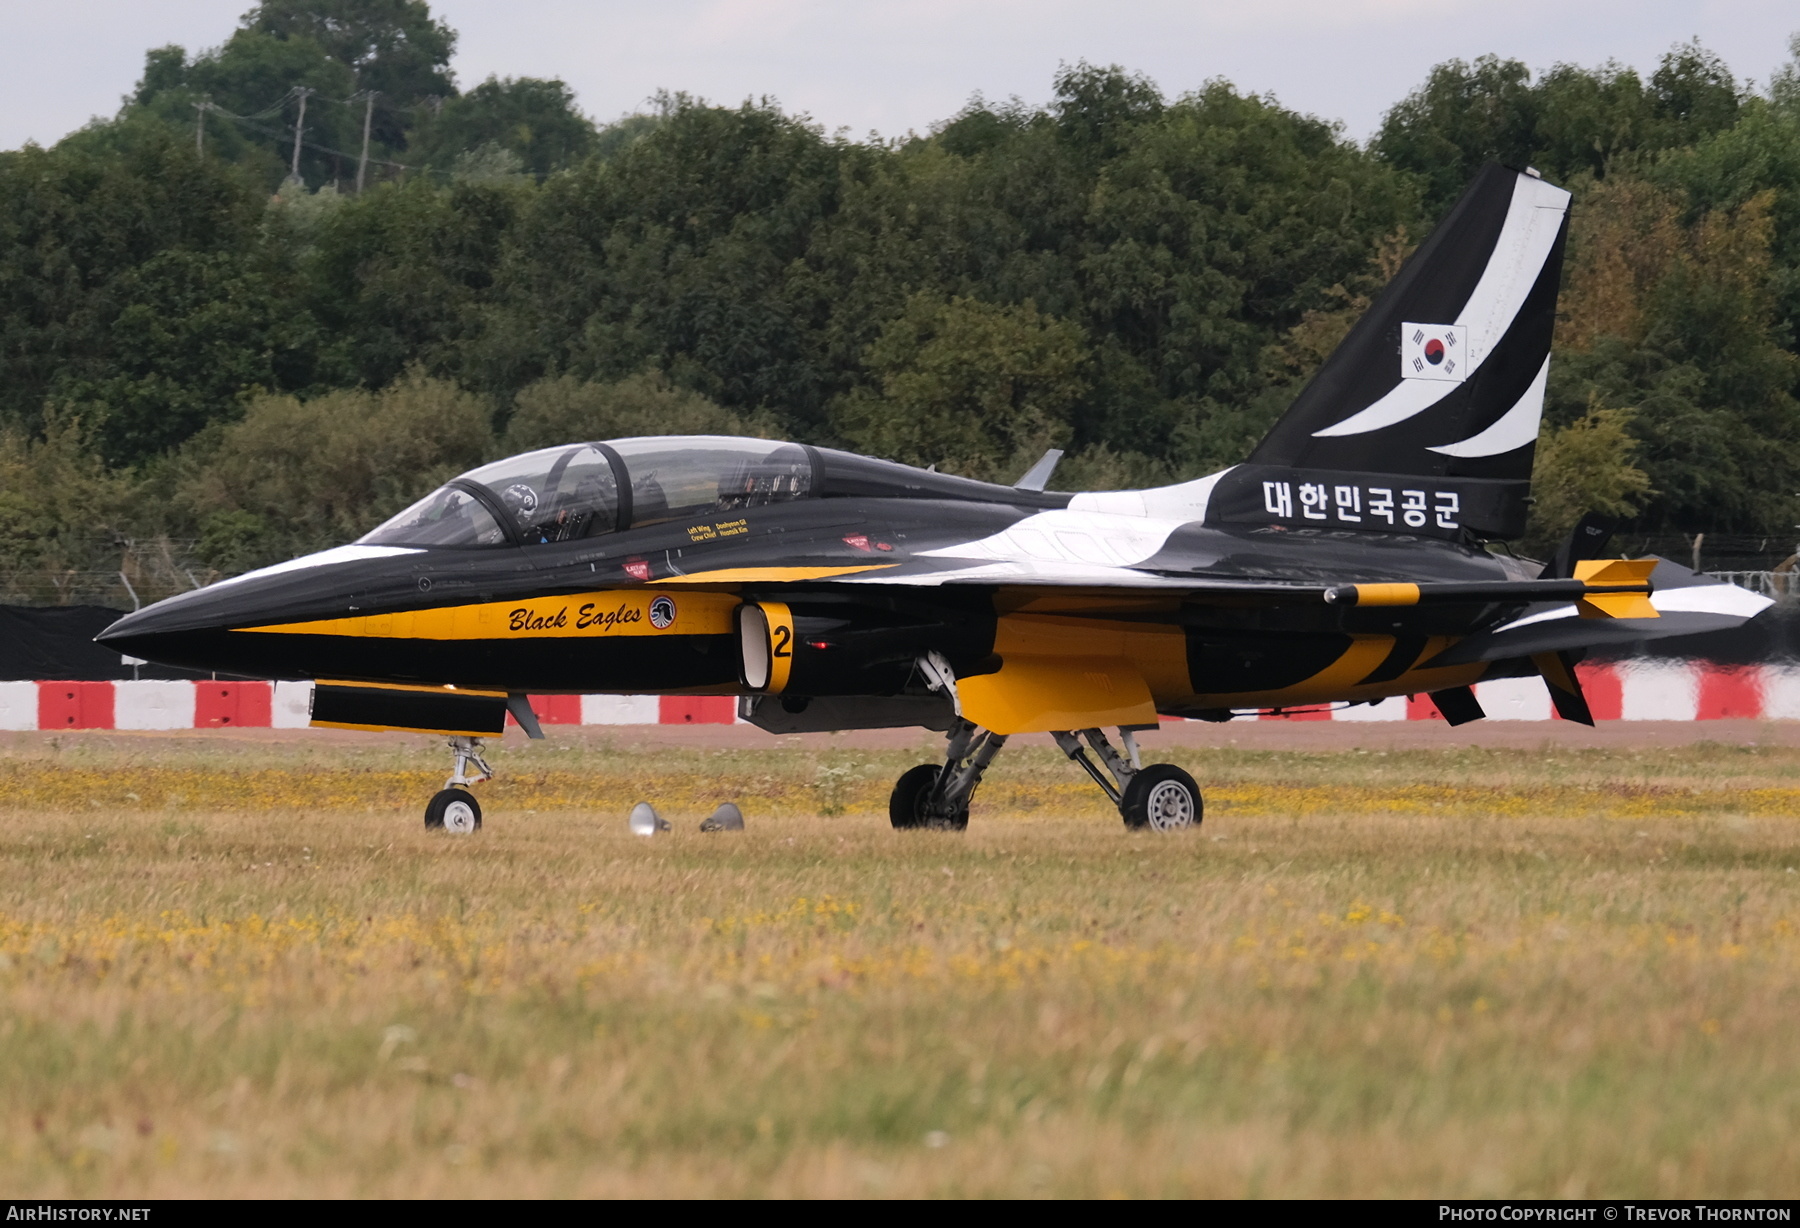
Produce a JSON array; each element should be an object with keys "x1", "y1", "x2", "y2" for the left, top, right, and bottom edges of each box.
[{"x1": 3, "y1": 0, "x2": 1799, "y2": 603}]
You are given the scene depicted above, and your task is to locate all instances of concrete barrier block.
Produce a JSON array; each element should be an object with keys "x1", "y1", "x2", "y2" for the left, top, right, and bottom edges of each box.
[{"x1": 114, "y1": 680, "x2": 197, "y2": 730}]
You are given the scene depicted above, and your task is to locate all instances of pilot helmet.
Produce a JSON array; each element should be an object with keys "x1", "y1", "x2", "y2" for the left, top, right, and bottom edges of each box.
[{"x1": 500, "y1": 483, "x2": 541, "y2": 522}]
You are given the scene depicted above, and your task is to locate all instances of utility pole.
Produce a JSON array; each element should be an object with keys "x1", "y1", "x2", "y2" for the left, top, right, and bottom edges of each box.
[
  {"x1": 356, "y1": 91, "x2": 375, "y2": 193},
  {"x1": 193, "y1": 95, "x2": 209, "y2": 154},
  {"x1": 289, "y1": 87, "x2": 312, "y2": 183}
]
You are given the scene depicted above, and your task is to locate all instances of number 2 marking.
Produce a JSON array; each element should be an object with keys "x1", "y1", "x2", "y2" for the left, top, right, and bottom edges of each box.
[{"x1": 771, "y1": 625, "x2": 792, "y2": 658}]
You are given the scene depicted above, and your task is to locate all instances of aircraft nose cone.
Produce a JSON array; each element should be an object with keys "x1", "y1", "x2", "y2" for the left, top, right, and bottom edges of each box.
[
  {"x1": 95, "y1": 586, "x2": 242, "y2": 669},
  {"x1": 92, "y1": 543, "x2": 426, "y2": 677}
]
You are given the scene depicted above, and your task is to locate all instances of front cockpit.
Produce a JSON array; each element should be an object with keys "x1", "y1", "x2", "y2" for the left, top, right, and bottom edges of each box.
[{"x1": 358, "y1": 436, "x2": 815, "y2": 549}]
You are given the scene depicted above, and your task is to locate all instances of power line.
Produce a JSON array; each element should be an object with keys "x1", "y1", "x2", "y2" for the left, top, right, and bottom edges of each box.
[
  {"x1": 193, "y1": 86, "x2": 508, "y2": 186},
  {"x1": 204, "y1": 87, "x2": 300, "y2": 123}
]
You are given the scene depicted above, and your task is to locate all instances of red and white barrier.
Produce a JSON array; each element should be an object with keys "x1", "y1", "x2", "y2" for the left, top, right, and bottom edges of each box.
[
  {"x1": 0, "y1": 680, "x2": 743, "y2": 731},
  {"x1": 1282, "y1": 661, "x2": 1789, "y2": 722},
  {"x1": 1, "y1": 663, "x2": 1797, "y2": 730}
]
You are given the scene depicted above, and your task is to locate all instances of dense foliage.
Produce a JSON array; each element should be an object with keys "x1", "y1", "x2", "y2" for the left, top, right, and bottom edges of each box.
[{"x1": 3, "y1": 2, "x2": 1798, "y2": 600}]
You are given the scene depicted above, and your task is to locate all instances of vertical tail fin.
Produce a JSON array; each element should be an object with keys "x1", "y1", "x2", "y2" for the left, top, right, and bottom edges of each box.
[{"x1": 1206, "y1": 164, "x2": 1571, "y2": 541}]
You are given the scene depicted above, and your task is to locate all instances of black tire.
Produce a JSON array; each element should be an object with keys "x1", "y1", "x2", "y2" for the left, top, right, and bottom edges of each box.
[
  {"x1": 888, "y1": 764, "x2": 968, "y2": 831},
  {"x1": 425, "y1": 787, "x2": 482, "y2": 834},
  {"x1": 1120, "y1": 764, "x2": 1201, "y2": 832}
]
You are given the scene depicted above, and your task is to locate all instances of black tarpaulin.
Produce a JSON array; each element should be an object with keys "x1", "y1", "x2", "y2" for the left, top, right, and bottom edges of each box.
[{"x1": 0, "y1": 606, "x2": 205, "y2": 680}]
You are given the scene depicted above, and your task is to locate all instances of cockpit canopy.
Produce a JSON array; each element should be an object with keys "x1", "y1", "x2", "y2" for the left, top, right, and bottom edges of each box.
[{"x1": 359, "y1": 436, "x2": 814, "y2": 549}]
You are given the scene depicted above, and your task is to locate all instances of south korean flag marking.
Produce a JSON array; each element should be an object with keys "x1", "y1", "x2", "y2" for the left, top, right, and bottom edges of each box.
[{"x1": 1402, "y1": 323, "x2": 1465, "y2": 383}]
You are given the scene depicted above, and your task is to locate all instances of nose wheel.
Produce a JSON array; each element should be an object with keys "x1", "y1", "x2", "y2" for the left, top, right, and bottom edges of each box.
[
  {"x1": 425, "y1": 788, "x2": 482, "y2": 833},
  {"x1": 426, "y1": 737, "x2": 493, "y2": 834}
]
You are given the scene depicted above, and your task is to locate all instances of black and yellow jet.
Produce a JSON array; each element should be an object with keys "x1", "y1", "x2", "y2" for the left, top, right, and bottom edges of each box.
[{"x1": 100, "y1": 165, "x2": 1771, "y2": 834}]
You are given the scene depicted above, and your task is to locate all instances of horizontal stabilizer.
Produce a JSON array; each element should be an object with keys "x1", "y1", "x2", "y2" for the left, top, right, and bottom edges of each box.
[{"x1": 1423, "y1": 559, "x2": 1772, "y2": 667}]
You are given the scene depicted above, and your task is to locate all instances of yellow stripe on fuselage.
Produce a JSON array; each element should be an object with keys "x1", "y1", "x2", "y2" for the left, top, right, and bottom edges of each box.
[
  {"x1": 237, "y1": 590, "x2": 739, "y2": 640},
  {"x1": 311, "y1": 720, "x2": 502, "y2": 737},
  {"x1": 316, "y1": 679, "x2": 506, "y2": 696}
]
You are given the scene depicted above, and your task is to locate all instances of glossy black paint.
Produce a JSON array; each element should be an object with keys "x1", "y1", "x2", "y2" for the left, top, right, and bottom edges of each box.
[{"x1": 100, "y1": 475, "x2": 1536, "y2": 696}]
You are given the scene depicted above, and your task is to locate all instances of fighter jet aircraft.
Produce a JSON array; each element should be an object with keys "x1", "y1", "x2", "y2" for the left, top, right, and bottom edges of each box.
[{"x1": 100, "y1": 164, "x2": 1772, "y2": 834}]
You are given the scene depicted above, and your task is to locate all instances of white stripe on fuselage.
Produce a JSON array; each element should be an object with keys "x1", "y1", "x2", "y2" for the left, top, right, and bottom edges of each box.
[{"x1": 863, "y1": 508, "x2": 1189, "y2": 586}]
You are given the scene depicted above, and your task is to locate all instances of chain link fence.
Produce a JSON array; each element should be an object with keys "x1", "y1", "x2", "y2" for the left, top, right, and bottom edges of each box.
[
  {"x1": 0, "y1": 538, "x2": 218, "y2": 610},
  {"x1": 1705, "y1": 570, "x2": 1800, "y2": 602}
]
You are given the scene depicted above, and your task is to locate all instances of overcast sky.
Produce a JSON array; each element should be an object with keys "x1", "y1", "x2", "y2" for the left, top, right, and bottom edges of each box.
[{"x1": 5, "y1": 1, "x2": 1798, "y2": 151}]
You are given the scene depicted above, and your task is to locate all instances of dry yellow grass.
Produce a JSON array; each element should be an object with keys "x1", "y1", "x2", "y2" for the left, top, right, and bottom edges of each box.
[{"x1": 1, "y1": 733, "x2": 1798, "y2": 1197}]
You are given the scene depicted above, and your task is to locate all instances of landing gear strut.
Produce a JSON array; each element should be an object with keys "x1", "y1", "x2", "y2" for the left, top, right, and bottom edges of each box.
[
  {"x1": 889, "y1": 718, "x2": 1008, "y2": 830},
  {"x1": 1052, "y1": 727, "x2": 1202, "y2": 831},
  {"x1": 884, "y1": 720, "x2": 1202, "y2": 833},
  {"x1": 424, "y1": 736, "x2": 491, "y2": 834}
]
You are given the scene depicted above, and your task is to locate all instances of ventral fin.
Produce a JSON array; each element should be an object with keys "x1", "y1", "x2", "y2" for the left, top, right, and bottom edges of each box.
[{"x1": 1531, "y1": 650, "x2": 1594, "y2": 725}]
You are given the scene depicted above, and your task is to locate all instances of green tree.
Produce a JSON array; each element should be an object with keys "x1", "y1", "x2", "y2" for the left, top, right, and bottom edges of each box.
[
  {"x1": 134, "y1": 31, "x2": 359, "y2": 188},
  {"x1": 1650, "y1": 39, "x2": 1742, "y2": 146},
  {"x1": 59, "y1": 249, "x2": 296, "y2": 463},
  {"x1": 1551, "y1": 177, "x2": 1800, "y2": 533},
  {"x1": 475, "y1": 96, "x2": 854, "y2": 421},
  {"x1": 1373, "y1": 55, "x2": 1540, "y2": 209},
  {"x1": 0, "y1": 412, "x2": 136, "y2": 603},
  {"x1": 1374, "y1": 42, "x2": 1742, "y2": 211},
  {"x1": 301, "y1": 175, "x2": 526, "y2": 390},
  {"x1": 242, "y1": 0, "x2": 457, "y2": 154},
  {"x1": 244, "y1": 0, "x2": 455, "y2": 97},
  {"x1": 1773, "y1": 33, "x2": 1800, "y2": 118},
  {"x1": 173, "y1": 371, "x2": 492, "y2": 569},
  {"x1": 0, "y1": 132, "x2": 278, "y2": 448},
  {"x1": 503, "y1": 371, "x2": 768, "y2": 452},
  {"x1": 1523, "y1": 403, "x2": 1653, "y2": 554},
  {"x1": 412, "y1": 77, "x2": 596, "y2": 179},
  {"x1": 125, "y1": 2, "x2": 460, "y2": 188},
  {"x1": 831, "y1": 294, "x2": 1087, "y2": 479}
]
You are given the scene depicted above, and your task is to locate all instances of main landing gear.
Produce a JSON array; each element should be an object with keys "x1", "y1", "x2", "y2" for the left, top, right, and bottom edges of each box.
[
  {"x1": 889, "y1": 720, "x2": 1008, "y2": 830},
  {"x1": 424, "y1": 737, "x2": 492, "y2": 834},
  {"x1": 887, "y1": 720, "x2": 1203, "y2": 833}
]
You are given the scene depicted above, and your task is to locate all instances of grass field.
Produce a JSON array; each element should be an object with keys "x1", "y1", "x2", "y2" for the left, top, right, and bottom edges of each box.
[{"x1": 1, "y1": 730, "x2": 1798, "y2": 1197}]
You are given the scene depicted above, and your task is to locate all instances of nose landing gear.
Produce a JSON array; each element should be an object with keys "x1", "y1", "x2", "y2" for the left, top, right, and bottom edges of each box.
[{"x1": 425, "y1": 736, "x2": 492, "y2": 834}]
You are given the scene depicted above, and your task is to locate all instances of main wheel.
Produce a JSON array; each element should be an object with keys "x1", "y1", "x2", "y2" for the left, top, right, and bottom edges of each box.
[
  {"x1": 425, "y1": 787, "x2": 482, "y2": 834},
  {"x1": 1120, "y1": 764, "x2": 1201, "y2": 832},
  {"x1": 888, "y1": 764, "x2": 968, "y2": 831}
]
